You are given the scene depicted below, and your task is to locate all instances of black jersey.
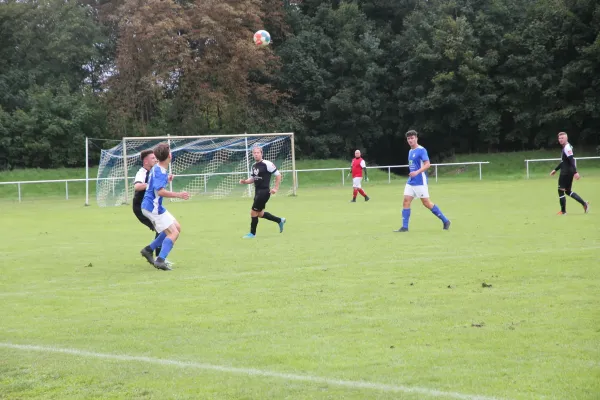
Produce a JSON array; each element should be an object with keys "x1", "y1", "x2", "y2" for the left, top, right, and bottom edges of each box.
[
  {"x1": 133, "y1": 167, "x2": 150, "y2": 209},
  {"x1": 251, "y1": 160, "x2": 279, "y2": 191},
  {"x1": 555, "y1": 143, "x2": 577, "y2": 175}
]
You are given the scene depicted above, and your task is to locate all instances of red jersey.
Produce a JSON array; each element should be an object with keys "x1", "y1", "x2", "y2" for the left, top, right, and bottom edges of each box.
[{"x1": 351, "y1": 157, "x2": 366, "y2": 178}]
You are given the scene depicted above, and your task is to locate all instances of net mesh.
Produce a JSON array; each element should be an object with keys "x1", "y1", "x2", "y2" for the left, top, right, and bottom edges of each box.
[{"x1": 95, "y1": 134, "x2": 294, "y2": 207}]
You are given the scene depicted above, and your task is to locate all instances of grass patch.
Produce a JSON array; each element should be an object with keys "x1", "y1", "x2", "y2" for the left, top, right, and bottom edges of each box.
[{"x1": 1, "y1": 179, "x2": 599, "y2": 399}]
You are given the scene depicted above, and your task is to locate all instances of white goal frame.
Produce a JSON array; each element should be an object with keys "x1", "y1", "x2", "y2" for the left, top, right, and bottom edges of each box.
[{"x1": 86, "y1": 132, "x2": 297, "y2": 206}]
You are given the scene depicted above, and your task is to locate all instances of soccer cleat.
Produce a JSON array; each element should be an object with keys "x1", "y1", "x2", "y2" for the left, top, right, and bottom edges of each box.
[
  {"x1": 350, "y1": 198, "x2": 356, "y2": 203},
  {"x1": 556, "y1": 211, "x2": 567, "y2": 215},
  {"x1": 443, "y1": 220, "x2": 451, "y2": 230},
  {"x1": 365, "y1": 196, "x2": 370, "y2": 202},
  {"x1": 154, "y1": 257, "x2": 172, "y2": 271},
  {"x1": 242, "y1": 233, "x2": 256, "y2": 239},
  {"x1": 140, "y1": 247, "x2": 155, "y2": 266},
  {"x1": 394, "y1": 227, "x2": 409, "y2": 232},
  {"x1": 583, "y1": 201, "x2": 590, "y2": 213},
  {"x1": 279, "y1": 218, "x2": 286, "y2": 233}
]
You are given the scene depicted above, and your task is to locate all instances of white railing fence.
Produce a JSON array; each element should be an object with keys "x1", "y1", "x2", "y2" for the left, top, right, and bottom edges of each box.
[
  {"x1": 294, "y1": 161, "x2": 489, "y2": 188},
  {"x1": 0, "y1": 161, "x2": 490, "y2": 203},
  {"x1": 525, "y1": 156, "x2": 600, "y2": 179}
]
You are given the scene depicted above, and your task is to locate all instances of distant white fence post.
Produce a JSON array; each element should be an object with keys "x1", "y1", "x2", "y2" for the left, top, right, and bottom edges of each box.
[{"x1": 85, "y1": 136, "x2": 89, "y2": 206}]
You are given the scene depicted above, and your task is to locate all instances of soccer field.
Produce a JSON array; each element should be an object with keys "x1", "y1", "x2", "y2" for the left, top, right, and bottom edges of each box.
[{"x1": 1, "y1": 178, "x2": 599, "y2": 400}]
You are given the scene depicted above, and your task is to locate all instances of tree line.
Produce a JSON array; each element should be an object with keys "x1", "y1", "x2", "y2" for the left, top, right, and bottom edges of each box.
[{"x1": 0, "y1": 0, "x2": 599, "y2": 169}]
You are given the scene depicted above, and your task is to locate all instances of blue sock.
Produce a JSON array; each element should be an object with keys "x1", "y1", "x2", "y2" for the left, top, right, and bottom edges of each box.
[
  {"x1": 149, "y1": 232, "x2": 166, "y2": 250},
  {"x1": 158, "y1": 238, "x2": 174, "y2": 260},
  {"x1": 431, "y1": 205, "x2": 449, "y2": 223},
  {"x1": 402, "y1": 208, "x2": 411, "y2": 229}
]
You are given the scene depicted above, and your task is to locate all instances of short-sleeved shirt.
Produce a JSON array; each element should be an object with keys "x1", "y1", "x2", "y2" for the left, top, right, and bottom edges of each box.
[
  {"x1": 351, "y1": 157, "x2": 366, "y2": 178},
  {"x1": 133, "y1": 167, "x2": 150, "y2": 209},
  {"x1": 251, "y1": 160, "x2": 280, "y2": 191},
  {"x1": 141, "y1": 164, "x2": 169, "y2": 214},
  {"x1": 407, "y1": 146, "x2": 429, "y2": 186},
  {"x1": 559, "y1": 143, "x2": 577, "y2": 175}
]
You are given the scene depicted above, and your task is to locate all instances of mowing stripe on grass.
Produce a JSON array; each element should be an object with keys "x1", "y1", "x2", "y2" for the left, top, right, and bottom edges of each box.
[
  {"x1": 1, "y1": 245, "x2": 599, "y2": 297},
  {"x1": 0, "y1": 342, "x2": 507, "y2": 400}
]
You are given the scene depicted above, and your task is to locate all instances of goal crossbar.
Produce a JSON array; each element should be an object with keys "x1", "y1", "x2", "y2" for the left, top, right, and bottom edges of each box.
[{"x1": 121, "y1": 133, "x2": 294, "y2": 141}]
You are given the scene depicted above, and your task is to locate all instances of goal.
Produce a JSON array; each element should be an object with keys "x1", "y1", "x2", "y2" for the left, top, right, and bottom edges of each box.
[{"x1": 90, "y1": 133, "x2": 296, "y2": 207}]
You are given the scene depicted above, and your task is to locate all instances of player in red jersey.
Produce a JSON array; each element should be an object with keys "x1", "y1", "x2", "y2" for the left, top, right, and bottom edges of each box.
[{"x1": 350, "y1": 149, "x2": 370, "y2": 202}]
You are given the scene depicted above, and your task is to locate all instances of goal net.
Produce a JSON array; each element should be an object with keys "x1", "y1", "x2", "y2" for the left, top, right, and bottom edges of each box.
[{"x1": 94, "y1": 133, "x2": 296, "y2": 207}]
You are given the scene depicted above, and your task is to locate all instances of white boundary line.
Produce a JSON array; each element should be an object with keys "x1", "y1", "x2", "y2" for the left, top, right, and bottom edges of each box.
[{"x1": 0, "y1": 342, "x2": 507, "y2": 400}]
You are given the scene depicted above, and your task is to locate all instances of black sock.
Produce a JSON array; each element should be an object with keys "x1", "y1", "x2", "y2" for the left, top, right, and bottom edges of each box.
[
  {"x1": 154, "y1": 231, "x2": 161, "y2": 257},
  {"x1": 262, "y1": 212, "x2": 281, "y2": 223},
  {"x1": 251, "y1": 217, "x2": 259, "y2": 235},
  {"x1": 568, "y1": 191, "x2": 586, "y2": 206},
  {"x1": 558, "y1": 189, "x2": 566, "y2": 212}
]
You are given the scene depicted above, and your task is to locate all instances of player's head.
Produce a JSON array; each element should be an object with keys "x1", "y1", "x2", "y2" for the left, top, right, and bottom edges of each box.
[
  {"x1": 140, "y1": 150, "x2": 157, "y2": 170},
  {"x1": 354, "y1": 150, "x2": 361, "y2": 158},
  {"x1": 405, "y1": 130, "x2": 419, "y2": 148},
  {"x1": 558, "y1": 132, "x2": 568, "y2": 146},
  {"x1": 252, "y1": 146, "x2": 263, "y2": 161},
  {"x1": 153, "y1": 143, "x2": 171, "y2": 162}
]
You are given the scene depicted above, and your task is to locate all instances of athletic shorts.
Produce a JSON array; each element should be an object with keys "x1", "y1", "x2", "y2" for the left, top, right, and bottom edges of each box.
[
  {"x1": 558, "y1": 174, "x2": 574, "y2": 191},
  {"x1": 352, "y1": 177, "x2": 363, "y2": 188},
  {"x1": 404, "y1": 184, "x2": 430, "y2": 199},
  {"x1": 141, "y1": 209, "x2": 176, "y2": 233},
  {"x1": 252, "y1": 189, "x2": 271, "y2": 211},
  {"x1": 134, "y1": 204, "x2": 155, "y2": 231}
]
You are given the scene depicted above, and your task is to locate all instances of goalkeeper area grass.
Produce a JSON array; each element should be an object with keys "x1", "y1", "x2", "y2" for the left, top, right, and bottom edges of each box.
[{"x1": 1, "y1": 178, "x2": 599, "y2": 400}]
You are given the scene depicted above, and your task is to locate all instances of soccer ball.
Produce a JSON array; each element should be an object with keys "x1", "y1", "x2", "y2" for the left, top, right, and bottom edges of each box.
[{"x1": 254, "y1": 30, "x2": 271, "y2": 46}]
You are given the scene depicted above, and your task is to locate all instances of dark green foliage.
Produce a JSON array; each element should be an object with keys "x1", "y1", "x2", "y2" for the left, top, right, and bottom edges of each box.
[
  {"x1": 277, "y1": 3, "x2": 387, "y2": 158},
  {"x1": 0, "y1": 0, "x2": 108, "y2": 169},
  {"x1": 0, "y1": 0, "x2": 599, "y2": 169}
]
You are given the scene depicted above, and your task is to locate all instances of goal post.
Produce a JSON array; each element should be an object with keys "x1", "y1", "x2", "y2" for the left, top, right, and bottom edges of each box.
[
  {"x1": 91, "y1": 133, "x2": 296, "y2": 207},
  {"x1": 122, "y1": 137, "x2": 129, "y2": 205}
]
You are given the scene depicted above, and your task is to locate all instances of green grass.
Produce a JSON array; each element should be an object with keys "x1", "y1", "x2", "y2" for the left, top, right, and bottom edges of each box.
[{"x1": 1, "y1": 178, "x2": 599, "y2": 399}]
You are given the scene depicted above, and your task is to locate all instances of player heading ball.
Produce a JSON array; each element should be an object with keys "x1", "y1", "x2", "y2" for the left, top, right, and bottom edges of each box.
[{"x1": 239, "y1": 146, "x2": 286, "y2": 238}]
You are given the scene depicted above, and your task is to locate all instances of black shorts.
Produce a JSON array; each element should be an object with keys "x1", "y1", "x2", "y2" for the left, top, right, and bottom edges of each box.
[
  {"x1": 133, "y1": 204, "x2": 155, "y2": 231},
  {"x1": 558, "y1": 174, "x2": 574, "y2": 191},
  {"x1": 252, "y1": 189, "x2": 271, "y2": 211}
]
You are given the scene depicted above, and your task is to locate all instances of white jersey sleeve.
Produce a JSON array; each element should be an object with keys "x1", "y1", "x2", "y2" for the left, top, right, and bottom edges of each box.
[
  {"x1": 360, "y1": 159, "x2": 366, "y2": 168},
  {"x1": 264, "y1": 160, "x2": 281, "y2": 176},
  {"x1": 134, "y1": 167, "x2": 147, "y2": 184},
  {"x1": 563, "y1": 143, "x2": 574, "y2": 157}
]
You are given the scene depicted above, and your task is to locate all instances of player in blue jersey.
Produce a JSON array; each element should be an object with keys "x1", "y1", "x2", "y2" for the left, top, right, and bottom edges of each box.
[
  {"x1": 139, "y1": 143, "x2": 189, "y2": 270},
  {"x1": 394, "y1": 130, "x2": 451, "y2": 232}
]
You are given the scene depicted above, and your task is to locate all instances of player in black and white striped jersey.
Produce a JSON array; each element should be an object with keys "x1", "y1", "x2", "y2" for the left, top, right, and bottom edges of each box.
[
  {"x1": 239, "y1": 146, "x2": 286, "y2": 238},
  {"x1": 549, "y1": 132, "x2": 590, "y2": 215}
]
